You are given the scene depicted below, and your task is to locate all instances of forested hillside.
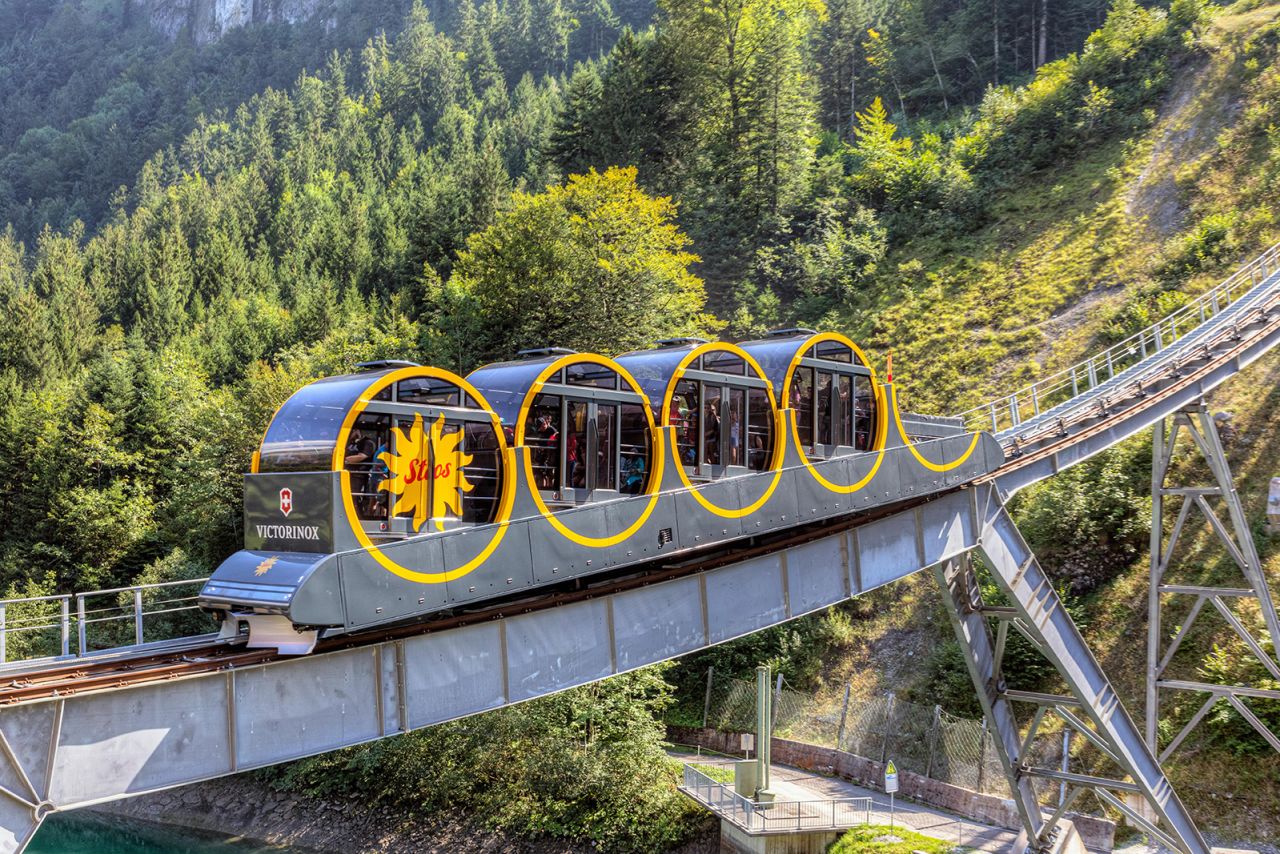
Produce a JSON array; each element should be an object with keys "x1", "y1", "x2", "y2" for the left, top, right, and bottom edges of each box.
[{"x1": 2, "y1": 0, "x2": 1279, "y2": 848}]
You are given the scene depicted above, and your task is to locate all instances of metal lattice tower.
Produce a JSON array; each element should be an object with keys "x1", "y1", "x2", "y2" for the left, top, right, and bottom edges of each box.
[
  {"x1": 936, "y1": 490, "x2": 1206, "y2": 854},
  {"x1": 1147, "y1": 404, "x2": 1280, "y2": 758}
]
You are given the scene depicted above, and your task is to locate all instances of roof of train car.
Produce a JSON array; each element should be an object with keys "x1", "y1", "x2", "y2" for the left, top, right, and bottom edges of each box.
[
  {"x1": 736, "y1": 331, "x2": 873, "y2": 398},
  {"x1": 257, "y1": 369, "x2": 400, "y2": 472},
  {"x1": 614, "y1": 340, "x2": 770, "y2": 416}
]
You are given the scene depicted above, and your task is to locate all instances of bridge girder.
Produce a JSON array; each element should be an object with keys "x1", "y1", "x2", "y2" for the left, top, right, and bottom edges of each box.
[{"x1": 0, "y1": 484, "x2": 1207, "y2": 854}]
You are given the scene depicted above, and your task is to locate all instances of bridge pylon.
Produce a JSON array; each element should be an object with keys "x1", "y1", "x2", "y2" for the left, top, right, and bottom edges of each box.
[
  {"x1": 937, "y1": 487, "x2": 1207, "y2": 854},
  {"x1": 1146, "y1": 404, "x2": 1280, "y2": 758}
]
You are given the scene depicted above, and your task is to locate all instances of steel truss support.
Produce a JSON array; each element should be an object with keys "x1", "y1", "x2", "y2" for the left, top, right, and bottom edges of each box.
[
  {"x1": 1147, "y1": 405, "x2": 1280, "y2": 760},
  {"x1": 935, "y1": 486, "x2": 1208, "y2": 854}
]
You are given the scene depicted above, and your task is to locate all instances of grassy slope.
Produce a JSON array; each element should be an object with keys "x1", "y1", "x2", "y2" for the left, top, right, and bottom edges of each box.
[{"x1": 806, "y1": 1, "x2": 1280, "y2": 842}]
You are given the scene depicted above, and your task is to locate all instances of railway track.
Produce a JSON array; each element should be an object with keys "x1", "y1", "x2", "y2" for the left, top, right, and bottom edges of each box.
[{"x1": 0, "y1": 491, "x2": 940, "y2": 706}]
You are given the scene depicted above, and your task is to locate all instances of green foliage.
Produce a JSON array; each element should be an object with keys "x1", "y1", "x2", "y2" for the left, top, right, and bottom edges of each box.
[
  {"x1": 1157, "y1": 211, "x2": 1244, "y2": 284},
  {"x1": 1197, "y1": 632, "x2": 1280, "y2": 756},
  {"x1": 268, "y1": 666, "x2": 711, "y2": 852},
  {"x1": 443, "y1": 166, "x2": 714, "y2": 364},
  {"x1": 829, "y1": 824, "x2": 966, "y2": 853},
  {"x1": 1012, "y1": 438, "x2": 1152, "y2": 596}
]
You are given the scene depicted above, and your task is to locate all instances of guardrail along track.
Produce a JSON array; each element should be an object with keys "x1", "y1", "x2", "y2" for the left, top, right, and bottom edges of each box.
[{"x1": 0, "y1": 492, "x2": 945, "y2": 706}]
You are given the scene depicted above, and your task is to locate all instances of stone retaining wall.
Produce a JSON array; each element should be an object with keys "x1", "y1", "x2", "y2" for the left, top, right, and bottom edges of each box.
[{"x1": 669, "y1": 725, "x2": 1115, "y2": 851}]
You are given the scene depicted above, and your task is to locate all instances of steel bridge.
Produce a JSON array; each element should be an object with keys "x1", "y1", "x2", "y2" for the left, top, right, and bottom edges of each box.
[{"x1": 0, "y1": 245, "x2": 1275, "y2": 853}]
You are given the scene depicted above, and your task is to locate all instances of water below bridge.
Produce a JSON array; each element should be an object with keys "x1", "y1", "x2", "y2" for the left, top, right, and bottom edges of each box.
[{"x1": 28, "y1": 813, "x2": 291, "y2": 853}]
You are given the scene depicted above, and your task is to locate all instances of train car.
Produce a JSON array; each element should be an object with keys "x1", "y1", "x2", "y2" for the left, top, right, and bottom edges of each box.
[{"x1": 199, "y1": 330, "x2": 1004, "y2": 653}]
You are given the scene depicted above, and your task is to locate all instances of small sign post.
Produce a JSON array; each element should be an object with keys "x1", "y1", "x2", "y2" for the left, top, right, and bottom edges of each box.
[
  {"x1": 1267, "y1": 477, "x2": 1280, "y2": 535},
  {"x1": 884, "y1": 759, "x2": 899, "y2": 829}
]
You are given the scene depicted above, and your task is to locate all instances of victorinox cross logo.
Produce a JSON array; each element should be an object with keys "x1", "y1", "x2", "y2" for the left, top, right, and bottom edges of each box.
[{"x1": 280, "y1": 487, "x2": 294, "y2": 516}]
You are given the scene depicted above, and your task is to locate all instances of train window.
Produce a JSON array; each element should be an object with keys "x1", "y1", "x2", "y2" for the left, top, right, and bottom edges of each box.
[
  {"x1": 816, "y1": 372, "x2": 834, "y2": 446},
  {"x1": 398, "y1": 377, "x2": 461, "y2": 407},
  {"x1": 620, "y1": 403, "x2": 649, "y2": 494},
  {"x1": 727, "y1": 388, "x2": 745, "y2": 466},
  {"x1": 814, "y1": 341, "x2": 854, "y2": 363},
  {"x1": 703, "y1": 384, "x2": 722, "y2": 466},
  {"x1": 792, "y1": 367, "x2": 815, "y2": 450},
  {"x1": 747, "y1": 388, "x2": 771, "y2": 470},
  {"x1": 854, "y1": 377, "x2": 875, "y2": 451},
  {"x1": 523, "y1": 383, "x2": 645, "y2": 499},
  {"x1": 566, "y1": 401, "x2": 589, "y2": 489},
  {"x1": 373, "y1": 386, "x2": 393, "y2": 401},
  {"x1": 525, "y1": 394, "x2": 562, "y2": 491},
  {"x1": 345, "y1": 413, "x2": 391, "y2": 520},
  {"x1": 704, "y1": 351, "x2": 746, "y2": 375},
  {"x1": 566, "y1": 363, "x2": 618, "y2": 389},
  {"x1": 672, "y1": 380, "x2": 699, "y2": 468},
  {"x1": 836, "y1": 375, "x2": 854, "y2": 447},
  {"x1": 595, "y1": 404, "x2": 617, "y2": 492},
  {"x1": 258, "y1": 378, "x2": 371, "y2": 472},
  {"x1": 463, "y1": 422, "x2": 501, "y2": 522}
]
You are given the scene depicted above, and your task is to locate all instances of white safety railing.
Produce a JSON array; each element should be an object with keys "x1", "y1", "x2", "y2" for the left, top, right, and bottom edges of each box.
[
  {"x1": 679, "y1": 764, "x2": 872, "y2": 833},
  {"x1": 0, "y1": 577, "x2": 210, "y2": 665},
  {"x1": 955, "y1": 242, "x2": 1280, "y2": 435}
]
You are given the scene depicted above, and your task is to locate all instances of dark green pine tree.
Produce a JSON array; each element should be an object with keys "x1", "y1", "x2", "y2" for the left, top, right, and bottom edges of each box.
[{"x1": 549, "y1": 62, "x2": 605, "y2": 175}]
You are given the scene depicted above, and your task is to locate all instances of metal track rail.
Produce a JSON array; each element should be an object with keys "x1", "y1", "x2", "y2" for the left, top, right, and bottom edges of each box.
[{"x1": 0, "y1": 495, "x2": 934, "y2": 706}]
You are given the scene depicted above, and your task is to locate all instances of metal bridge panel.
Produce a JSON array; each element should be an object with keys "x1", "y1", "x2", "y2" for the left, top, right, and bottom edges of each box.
[
  {"x1": 51, "y1": 678, "x2": 230, "y2": 805},
  {"x1": 920, "y1": 489, "x2": 974, "y2": 567},
  {"x1": 785, "y1": 537, "x2": 848, "y2": 617},
  {"x1": 401, "y1": 622, "x2": 506, "y2": 729},
  {"x1": 234, "y1": 648, "x2": 381, "y2": 768},
  {"x1": 705, "y1": 555, "x2": 787, "y2": 644},
  {"x1": 0, "y1": 705, "x2": 57, "y2": 804},
  {"x1": 0, "y1": 800, "x2": 35, "y2": 854},
  {"x1": 857, "y1": 511, "x2": 922, "y2": 592},
  {"x1": 505, "y1": 599, "x2": 612, "y2": 702},
  {"x1": 611, "y1": 576, "x2": 705, "y2": 671}
]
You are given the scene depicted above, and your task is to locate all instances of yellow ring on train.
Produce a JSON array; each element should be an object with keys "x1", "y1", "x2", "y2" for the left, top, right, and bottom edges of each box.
[
  {"x1": 777, "y1": 332, "x2": 890, "y2": 494},
  {"x1": 512, "y1": 353, "x2": 665, "y2": 548},
  {"x1": 891, "y1": 387, "x2": 981, "y2": 472},
  {"x1": 656, "y1": 342, "x2": 785, "y2": 518},
  {"x1": 331, "y1": 367, "x2": 515, "y2": 583}
]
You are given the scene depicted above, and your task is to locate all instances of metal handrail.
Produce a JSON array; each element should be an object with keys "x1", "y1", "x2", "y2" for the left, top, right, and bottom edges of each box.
[
  {"x1": 0, "y1": 577, "x2": 210, "y2": 664},
  {"x1": 954, "y1": 242, "x2": 1280, "y2": 435},
  {"x1": 679, "y1": 764, "x2": 873, "y2": 832}
]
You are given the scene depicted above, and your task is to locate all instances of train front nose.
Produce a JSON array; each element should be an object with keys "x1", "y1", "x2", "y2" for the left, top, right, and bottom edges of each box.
[{"x1": 200, "y1": 549, "x2": 342, "y2": 654}]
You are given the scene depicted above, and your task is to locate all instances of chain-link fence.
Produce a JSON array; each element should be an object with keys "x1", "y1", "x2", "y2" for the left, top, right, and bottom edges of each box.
[{"x1": 697, "y1": 673, "x2": 1071, "y2": 801}]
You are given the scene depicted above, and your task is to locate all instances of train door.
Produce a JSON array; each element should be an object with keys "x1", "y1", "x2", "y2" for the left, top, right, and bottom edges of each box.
[{"x1": 525, "y1": 390, "x2": 647, "y2": 505}]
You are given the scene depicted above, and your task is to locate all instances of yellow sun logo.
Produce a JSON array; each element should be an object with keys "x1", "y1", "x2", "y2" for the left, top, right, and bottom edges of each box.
[
  {"x1": 378, "y1": 413, "x2": 475, "y2": 533},
  {"x1": 254, "y1": 556, "x2": 279, "y2": 576}
]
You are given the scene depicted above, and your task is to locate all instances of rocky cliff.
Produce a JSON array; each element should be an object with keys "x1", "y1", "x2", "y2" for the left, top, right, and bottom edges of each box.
[{"x1": 133, "y1": 0, "x2": 336, "y2": 45}]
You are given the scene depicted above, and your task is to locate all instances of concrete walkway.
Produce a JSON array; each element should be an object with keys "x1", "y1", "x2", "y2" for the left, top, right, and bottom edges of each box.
[{"x1": 677, "y1": 751, "x2": 1020, "y2": 852}]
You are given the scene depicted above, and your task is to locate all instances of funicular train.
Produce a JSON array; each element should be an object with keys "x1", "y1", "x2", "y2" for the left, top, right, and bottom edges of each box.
[{"x1": 199, "y1": 330, "x2": 1004, "y2": 653}]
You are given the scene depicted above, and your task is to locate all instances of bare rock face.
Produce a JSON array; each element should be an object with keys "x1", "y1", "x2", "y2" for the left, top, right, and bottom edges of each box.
[{"x1": 136, "y1": 0, "x2": 335, "y2": 45}]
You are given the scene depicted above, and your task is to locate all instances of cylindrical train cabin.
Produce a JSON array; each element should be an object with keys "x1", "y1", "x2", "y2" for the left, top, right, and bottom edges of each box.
[
  {"x1": 738, "y1": 329, "x2": 882, "y2": 459},
  {"x1": 252, "y1": 361, "x2": 507, "y2": 545},
  {"x1": 467, "y1": 350, "x2": 657, "y2": 510},
  {"x1": 614, "y1": 339, "x2": 779, "y2": 481}
]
